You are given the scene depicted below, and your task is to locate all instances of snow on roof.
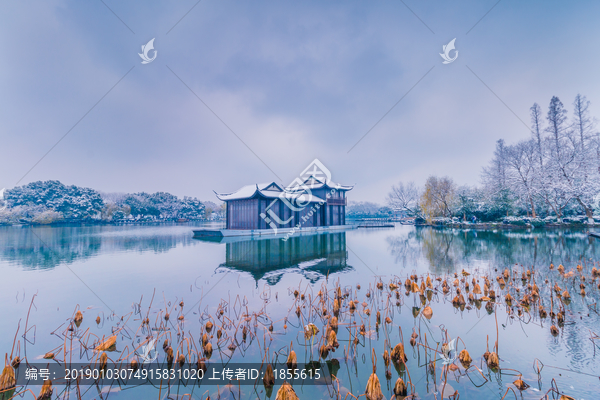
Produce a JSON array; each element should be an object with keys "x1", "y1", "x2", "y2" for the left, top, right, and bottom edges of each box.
[
  {"x1": 287, "y1": 175, "x2": 354, "y2": 191},
  {"x1": 214, "y1": 184, "x2": 260, "y2": 201},
  {"x1": 215, "y1": 181, "x2": 328, "y2": 202}
]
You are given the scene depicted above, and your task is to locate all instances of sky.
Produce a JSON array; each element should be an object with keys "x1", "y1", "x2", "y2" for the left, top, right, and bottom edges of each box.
[{"x1": 1, "y1": 0, "x2": 600, "y2": 204}]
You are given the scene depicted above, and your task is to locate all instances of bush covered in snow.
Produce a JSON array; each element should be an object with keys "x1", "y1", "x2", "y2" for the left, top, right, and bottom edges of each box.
[
  {"x1": 2, "y1": 181, "x2": 213, "y2": 224},
  {"x1": 6, "y1": 180, "x2": 103, "y2": 220},
  {"x1": 502, "y1": 216, "x2": 527, "y2": 226},
  {"x1": 31, "y1": 210, "x2": 64, "y2": 224},
  {"x1": 530, "y1": 218, "x2": 545, "y2": 228}
]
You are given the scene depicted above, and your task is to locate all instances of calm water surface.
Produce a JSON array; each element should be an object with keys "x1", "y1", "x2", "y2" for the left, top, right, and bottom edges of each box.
[{"x1": 1, "y1": 223, "x2": 599, "y2": 399}]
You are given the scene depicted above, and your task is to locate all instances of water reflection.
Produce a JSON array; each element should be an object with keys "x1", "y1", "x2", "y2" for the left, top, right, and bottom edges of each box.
[
  {"x1": 387, "y1": 227, "x2": 599, "y2": 272},
  {"x1": 2, "y1": 225, "x2": 600, "y2": 399},
  {"x1": 0, "y1": 224, "x2": 197, "y2": 270},
  {"x1": 3, "y1": 224, "x2": 599, "y2": 279},
  {"x1": 214, "y1": 233, "x2": 352, "y2": 284}
]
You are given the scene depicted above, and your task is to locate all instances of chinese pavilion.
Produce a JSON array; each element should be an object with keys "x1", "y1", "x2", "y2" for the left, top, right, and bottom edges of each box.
[{"x1": 215, "y1": 176, "x2": 353, "y2": 230}]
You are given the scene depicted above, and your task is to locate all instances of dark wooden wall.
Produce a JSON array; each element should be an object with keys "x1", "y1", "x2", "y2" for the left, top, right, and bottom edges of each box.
[
  {"x1": 227, "y1": 199, "x2": 259, "y2": 229},
  {"x1": 226, "y1": 189, "x2": 348, "y2": 230}
]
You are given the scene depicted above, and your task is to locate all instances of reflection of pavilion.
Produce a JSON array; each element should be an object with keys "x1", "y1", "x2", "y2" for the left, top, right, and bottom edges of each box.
[{"x1": 214, "y1": 232, "x2": 352, "y2": 284}]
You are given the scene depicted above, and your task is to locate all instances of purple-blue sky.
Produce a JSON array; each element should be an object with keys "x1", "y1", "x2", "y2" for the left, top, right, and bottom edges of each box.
[{"x1": 1, "y1": 1, "x2": 599, "y2": 203}]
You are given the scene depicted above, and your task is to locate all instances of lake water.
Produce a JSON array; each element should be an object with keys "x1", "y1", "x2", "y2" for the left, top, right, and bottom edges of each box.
[{"x1": 1, "y1": 223, "x2": 599, "y2": 399}]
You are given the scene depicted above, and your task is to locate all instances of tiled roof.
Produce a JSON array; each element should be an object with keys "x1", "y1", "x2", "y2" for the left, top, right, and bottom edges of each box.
[{"x1": 215, "y1": 182, "x2": 326, "y2": 202}]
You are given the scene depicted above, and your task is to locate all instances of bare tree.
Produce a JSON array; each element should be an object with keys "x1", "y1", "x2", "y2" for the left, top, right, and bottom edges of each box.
[
  {"x1": 530, "y1": 103, "x2": 544, "y2": 168},
  {"x1": 386, "y1": 181, "x2": 420, "y2": 217},
  {"x1": 572, "y1": 94, "x2": 594, "y2": 151},
  {"x1": 529, "y1": 102, "x2": 550, "y2": 216},
  {"x1": 504, "y1": 140, "x2": 538, "y2": 217},
  {"x1": 543, "y1": 96, "x2": 576, "y2": 221},
  {"x1": 571, "y1": 94, "x2": 598, "y2": 222}
]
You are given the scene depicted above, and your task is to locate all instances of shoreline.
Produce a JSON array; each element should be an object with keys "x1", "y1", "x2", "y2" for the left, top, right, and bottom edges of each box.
[
  {"x1": 415, "y1": 222, "x2": 598, "y2": 230},
  {"x1": 2, "y1": 219, "x2": 598, "y2": 230},
  {"x1": 0, "y1": 219, "x2": 224, "y2": 228}
]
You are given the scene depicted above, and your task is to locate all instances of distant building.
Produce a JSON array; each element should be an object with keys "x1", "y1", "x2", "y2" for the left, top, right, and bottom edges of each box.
[{"x1": 215, "y1": 176, "x2": 353, "y2": 230}]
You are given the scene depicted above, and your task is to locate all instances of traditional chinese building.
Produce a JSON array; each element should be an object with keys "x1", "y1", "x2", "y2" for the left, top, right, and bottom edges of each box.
[{"x1": 214, "y1": 176, "x2": 353, "y2": 230}]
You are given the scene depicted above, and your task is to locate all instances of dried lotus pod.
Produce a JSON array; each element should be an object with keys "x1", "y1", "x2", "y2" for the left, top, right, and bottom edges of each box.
[
  {"x1": 487, "y1": 352, "x2": 499, "y2": 369},
  {"x1": 458, "y1": 349, "x2": 472, "y2": 367},
  {"x1": 99, "y1": 352, "x2": 108, "y2": 370},
  {"x1": 391, "y1": 343, "x2": 408, "y2": 363},
  {"x1": 0, "y1": 365, "x2": 16, "y2": 392},
  {"x1": 263, "y1": 364, "x2": 274, "y2": 387},
  {"x1": 95, "y1": 335, "x2": 116, "y2": 351},
  {"x1": 513, "y1": 377, "x2": 529, "y2": 390},
  {"x1": 422, "y1": 306, "x2": 433, "y2": 319},
  {"x1": 365, "y1": 372, "x2": 383, "y2": 400},
  {"x1": 203, "y1": 342, "x2": 213, "y2": 358},
  {"x1": 327, "y1": 330, "x2": 339, "y2": 349},
  {"x1": 74, "y1": 310, "x2": 83, "y2": 327},
  {"x1": 275, "y1": 381, "x2": 299, "y2": 400},
  {"x1": 287, "y1": 345, "x2": 297, "y2": 370},
  {"x1": 37, "y1": 379, "x2": 53, "y2": 400},
  {"x1": 393, "y1": 377, "x2": 407, "y2": 398}
]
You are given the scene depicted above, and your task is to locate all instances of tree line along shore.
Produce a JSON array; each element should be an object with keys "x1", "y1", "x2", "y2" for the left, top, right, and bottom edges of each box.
[
  {"x1": 4, "y1": 94, "x2": 598, "y2": 228},
  {"x1": 0, "y1": 180, "x2": 224, "y2": 225},
  {"x1": 384, "y1": 94, "x2": 600, "y2": 227}
]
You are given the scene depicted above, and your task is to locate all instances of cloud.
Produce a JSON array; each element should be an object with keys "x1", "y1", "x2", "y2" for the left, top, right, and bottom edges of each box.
[{"x1": 1, "y1": 0, "x2": 600, "y2": 204}]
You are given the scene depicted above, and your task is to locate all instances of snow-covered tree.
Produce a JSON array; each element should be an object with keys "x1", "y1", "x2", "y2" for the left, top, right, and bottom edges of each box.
[
  {"x1": 482, "y1": 140, "x2": 516, "y2": 217},
  {"x1": 346, "y1": 201, "x2": 386, "y2": 218},
  {"x1": 5, "y1": 181, "x2": 103, "y2": 220},
  {"x1": 541, "y1": 96, "x2": 578, "y2": 221},
  {"x1": 119, "y1": 193, "x2": 159, "y2": 219},
  {"x1": 179, "y1": 197, "x2": 205, "y2": 219},
  {"x1": 570, "y1": 94, "x2": 598, "y2": 222},
  {"x1": 480, "y1": 94, "x2": 600, "y2": 222},
  {"x1": 148, "y1": 192, "x2": 182, "y2": 219},
  {"x1": 504, "y1": 139, "x2": 538, "y2": 217},
  {"x1": 386, "y1": 181, "x2": 421, "y2": 216},
  {"x1": 3, "y1": 181, "x2": 207, "y2": 223}
]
